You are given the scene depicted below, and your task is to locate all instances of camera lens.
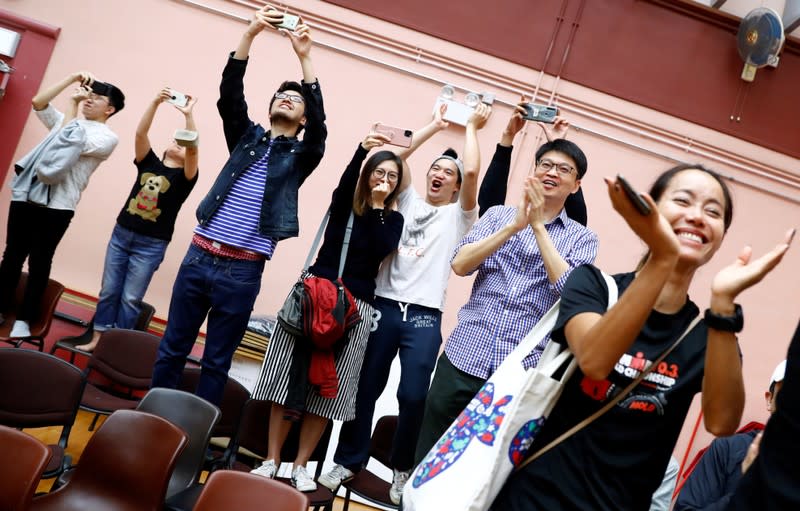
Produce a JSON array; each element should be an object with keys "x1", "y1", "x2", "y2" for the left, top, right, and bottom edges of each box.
[
  {"x1": 464, "y1": 93, "x2": 480, "y2": 107},
  {"x1": 440, "y1": 85, "x2": 455, "y2": 100}
]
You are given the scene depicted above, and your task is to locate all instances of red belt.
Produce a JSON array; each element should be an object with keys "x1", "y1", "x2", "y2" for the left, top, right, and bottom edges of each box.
[{"x1": 191, "y1": 234, "x2": 265, "y2": 261}]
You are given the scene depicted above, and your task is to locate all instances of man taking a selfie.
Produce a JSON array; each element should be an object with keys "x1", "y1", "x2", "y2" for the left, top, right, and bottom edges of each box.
[
  {"x1": 151, "y1": 5, "x2": 327, "y2": 406},
  {"x1": 0, "y1": 71, "x2": 122, "y2": 338}
]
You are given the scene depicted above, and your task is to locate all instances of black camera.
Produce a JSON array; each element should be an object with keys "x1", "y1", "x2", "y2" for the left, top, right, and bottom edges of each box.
[{"x1": 522, "y1": 103, "x2": 558, "y2": 123}]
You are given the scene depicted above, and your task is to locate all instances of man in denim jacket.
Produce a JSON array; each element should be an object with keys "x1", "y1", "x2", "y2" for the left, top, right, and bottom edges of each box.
[{"x1": 152, "y1": 5, "x2": 327, "y2": 405}]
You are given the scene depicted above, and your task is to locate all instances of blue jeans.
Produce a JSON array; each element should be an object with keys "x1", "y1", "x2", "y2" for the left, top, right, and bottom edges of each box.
[
  {"x1": 334, "y1": 296, "x2": 442, "y2": 472},
  {"x1": 94, "y1": 224, "x2": 168, "y2": 332},
  {"x1": 151, "y1": 244, "x2": 265, "y2": 405}
]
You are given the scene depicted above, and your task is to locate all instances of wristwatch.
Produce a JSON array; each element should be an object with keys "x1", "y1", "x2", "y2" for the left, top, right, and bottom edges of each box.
[{"x1": 704, "y1": 304, "x2": 744, "y2": 333}]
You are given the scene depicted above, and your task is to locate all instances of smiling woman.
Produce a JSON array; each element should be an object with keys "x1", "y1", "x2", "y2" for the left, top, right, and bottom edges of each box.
[
  {"x1": 492, "y1": 164, "x2": 793, "y2": 511},
  {"x1": 250, "y1": 126, "x2": 405, "y2": 492}
]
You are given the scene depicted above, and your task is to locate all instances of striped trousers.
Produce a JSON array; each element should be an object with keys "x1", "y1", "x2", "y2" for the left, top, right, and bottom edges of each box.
[{"x1": 252, "y1": 296, "x2": 375, "y2": 421}]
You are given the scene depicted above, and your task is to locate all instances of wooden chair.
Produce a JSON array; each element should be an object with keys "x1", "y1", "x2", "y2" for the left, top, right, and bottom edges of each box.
[
  {"x1": 0, "y1": 425, "x2": 52, "y2": 511},
  {"x1": 79, "y1": 328, "x2": 161, "y2": 430},
  {"x1": 0, "y1": 348, "x2": 85, "y2": 482},
  {"x1": 194, "y1": 470, "x2": 308, "y2": 511},
  {"x1": 29, "y1": 410, "x2": 187, "y2": 511},
  {"x1": 0, "y1": 272, "x2": 64, "y2": 351}
]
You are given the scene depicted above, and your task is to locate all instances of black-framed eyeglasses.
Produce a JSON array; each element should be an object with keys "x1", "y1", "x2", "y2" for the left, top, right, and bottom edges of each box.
[
  {"x1": 536, "y1": 159, "x2": 575, "y2": 176},
  {"x1": 372, "y1": 168, "x2": 400, "y2": 182},
  {"x1": 274, "y1": 92, "x2": 304, "y2": 103}
]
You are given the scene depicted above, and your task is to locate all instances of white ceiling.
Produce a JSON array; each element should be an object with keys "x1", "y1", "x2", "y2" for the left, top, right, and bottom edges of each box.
[{"x1": 691, "y1": 0, "x2": 800, "y2": 38}]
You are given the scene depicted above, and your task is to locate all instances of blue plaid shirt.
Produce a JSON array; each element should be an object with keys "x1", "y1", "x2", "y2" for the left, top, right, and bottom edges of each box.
[{"x1": 444, "y1": 205, "x2": 598, "y2": 379}]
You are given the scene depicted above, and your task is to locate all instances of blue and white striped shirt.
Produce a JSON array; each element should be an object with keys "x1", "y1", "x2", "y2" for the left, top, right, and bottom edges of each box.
[
  {"x1": 444, "y1": 205, "x2": 598, "y2": 379},
  {"x1": 194, "y1": 145, "x2": 276, "y2": 257}
]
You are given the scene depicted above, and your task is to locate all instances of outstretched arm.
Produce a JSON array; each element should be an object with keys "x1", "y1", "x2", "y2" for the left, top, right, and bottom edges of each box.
[
  {"x1": 233, "y1": 6, "x2": 275, "y2": 60},
  {"x1": 394, "y1": 103, "x2": 450, "y2": 193},
  {"x1": 478, "y1": 101, "x2": 526, "y2": 215},
  {"x1": 135, "y1": 88, "x2": 169, "y2": 162},
  {"x1": 536, "y1": 115, "x2": 570, "y2": 142},
  {"x1": 32, "y1": 71, "x2": 94, "y2": 111},
  {"x1": 285, "y1": 21, "x2": 316, "y2": 84},
  {"x1": 174, "y1": 95, "x2": 199, "y2": 180},
  {"x1": 459, "y1": 103, "x2": 491, "y2": 211},
  {"x1": 702, "y1": 229, "x2": 794, "y2": 435},
  {"x1": 220, "y1": 6, "x2": 279, "y2": 152}
]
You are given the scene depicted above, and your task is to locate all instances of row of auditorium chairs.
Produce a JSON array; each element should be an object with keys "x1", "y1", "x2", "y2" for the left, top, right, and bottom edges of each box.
[
  {"x1": 0, "y1": 272, "x2": 400, "y2": 510},
  {"x1": 0, "y1": 409, "x2": 309, "y2": 511},
  {"x1": 0, "y1": 343, "x2": 400, "y2": 511}
]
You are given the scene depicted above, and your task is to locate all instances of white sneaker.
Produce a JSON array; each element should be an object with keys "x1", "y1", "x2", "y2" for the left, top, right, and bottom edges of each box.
[
  {"x1": 291, "y1": 465, "x2": 317, "y2": 492},
  {"x1": 250, "y1": 459, "x2": 278, "y2": 479},
  {"x1": 389, "y1": 469, "x2": 410, "y2": 505},
  {"x1": 10, "y1": 320, "x2": 31, "y2": 338},
  {"x1": 318, "y1": 464, "x2": 355, "y2": 491}
]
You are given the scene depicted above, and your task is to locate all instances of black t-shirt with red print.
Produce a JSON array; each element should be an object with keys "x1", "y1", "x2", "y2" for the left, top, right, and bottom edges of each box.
[
  {"x1": 494, "y1": 264, "x2": 709, "y2": 511},
  {"x1": 116, "y1": 149, "x2": 197, "y2": 242}
]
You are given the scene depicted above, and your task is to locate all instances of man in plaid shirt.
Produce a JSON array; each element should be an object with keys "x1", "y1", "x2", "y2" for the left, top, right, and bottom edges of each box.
[{"x1": 415, "y1": 136, "x2": 598, "y2": 462}]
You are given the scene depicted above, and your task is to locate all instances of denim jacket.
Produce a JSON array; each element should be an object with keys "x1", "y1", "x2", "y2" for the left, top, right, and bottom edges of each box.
[{"x1": 196, "y1": 53, "x2": 327, "y2": 241}]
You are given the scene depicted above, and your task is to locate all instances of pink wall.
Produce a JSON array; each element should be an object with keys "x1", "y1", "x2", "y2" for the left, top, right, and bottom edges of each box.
[{"x1": 2, "y1": 0, "x2": 798, "y2": 489}]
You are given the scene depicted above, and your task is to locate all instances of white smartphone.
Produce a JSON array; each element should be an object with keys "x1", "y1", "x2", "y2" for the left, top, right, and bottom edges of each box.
[
  {"x1": 271, "y1": 12, "x2": 300, "y2": 31},
  {"x1": 433, "y1": 97, "x2": 474, "y2": 127},
  {"x1": 167, "y1": 89, "x2": 188, "y2": 108}
]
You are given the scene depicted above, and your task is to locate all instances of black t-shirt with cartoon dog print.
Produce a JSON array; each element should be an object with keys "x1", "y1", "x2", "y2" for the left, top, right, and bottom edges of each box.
[
  {"x1": 116, "y1": 149, "x2": 197, "y2": 241},
  {"x1": 494, "y1": 265, "x2": 709, "y2": 511}
]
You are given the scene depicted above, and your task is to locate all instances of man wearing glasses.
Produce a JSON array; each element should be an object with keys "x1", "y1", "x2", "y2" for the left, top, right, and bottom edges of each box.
[
  {"x1": 0, "y1": 71, "x2": 122, "y2": 338},
  {"x1": 413, "y1": 123, "x2": 598, "y2": 463},
  {"x1": 151, "y1": 5, "x2": 327, "y2": 406}
]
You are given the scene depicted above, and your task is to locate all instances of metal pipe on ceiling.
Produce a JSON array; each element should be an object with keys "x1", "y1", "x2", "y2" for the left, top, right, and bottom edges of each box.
[{"x1": 174, "y1": 0, "x2": 800, "y2": 205}]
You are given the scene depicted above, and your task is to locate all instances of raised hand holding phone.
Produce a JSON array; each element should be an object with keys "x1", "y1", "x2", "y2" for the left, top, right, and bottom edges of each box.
[
  {"x1": 537, "y1": 116, "x2": 570, "y2": 142},
  {"x1": 372, "y1": 123, "x2": 413, "y2": 147},
  {"x1": 361, "y1": 130, "x2": 391, "y2": 150},
  {"x1": 166, "y1": 88, "x2": 188, "y2": 108},
  {"x1": 616, "y1": 174, "x2": 651, "y2": 215},
  {"x1": 522, "y1": 103, "x2": 558, "y2": 123},
  {"x1": 605, "y1": 176, "x2": 677, "y2": 263}
]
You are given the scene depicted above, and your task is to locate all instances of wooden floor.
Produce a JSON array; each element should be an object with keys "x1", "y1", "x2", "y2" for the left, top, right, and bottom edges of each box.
[{"x1": 27, "y1": 410, "x2": 377, "y2": 510}]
